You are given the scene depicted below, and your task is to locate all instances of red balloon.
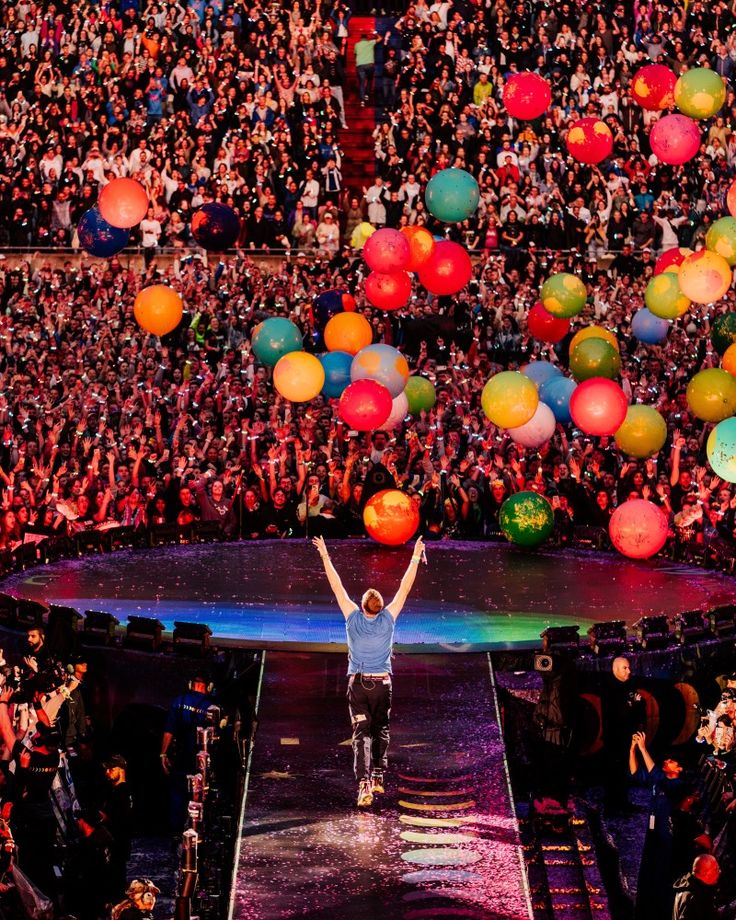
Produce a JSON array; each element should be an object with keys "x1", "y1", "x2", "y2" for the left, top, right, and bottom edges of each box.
[
  {"x1": 363, "y1": 489, "x2": 420, "y2": 545},
  {"x1": 418, "y1": 241, "x2": 473, "y2": 296},
  {"x1": 98, "y1": 178, "x2": 149, "y2": 229},
  {"x1": 566, "y1": 118, "x2": 613, "y2": 164},
  {"x1": 631, "y1": 64, "x2": 676, "y2": 111},
  {"x1": 569, "y1": 377, "x2": 628, "y2": 436},
  {"x1": 339, "y1": 379, "x2": 393, "y2": 430},
  {"x1": 650, "y1": 114, "x2": 700, "y2": 165},
  {"x1": 363, "y1": 228, "x2": 410, "y2": 273},
  {"x1": 527, "y1": 302, "x2": 571, "y2": 343},
  {"x1": 654, "y1": 247, "x2": 692, "y2": 275},
  {"x1": 609, "y1": 499, "x2": 669, "y2": 559},
  {"x1": 503, "y1": 72, "x2": 552, "y2": 120},
  {"x1": 364, "y1": 271, "x2": 412, "y2": 311}
]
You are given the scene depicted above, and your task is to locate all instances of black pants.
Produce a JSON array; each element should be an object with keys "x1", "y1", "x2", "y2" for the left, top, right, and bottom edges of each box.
[{"x1": 347, "y1": 674, "x2": 392, "y2": 782}]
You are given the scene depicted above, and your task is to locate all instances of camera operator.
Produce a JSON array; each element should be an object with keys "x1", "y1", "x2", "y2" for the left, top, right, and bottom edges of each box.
[{"x1": 112, "y1": 878, "x2": 160, "y2": 920}]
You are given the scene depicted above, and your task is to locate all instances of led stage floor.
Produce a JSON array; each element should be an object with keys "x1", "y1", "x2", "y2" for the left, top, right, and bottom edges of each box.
[{"x1": 3, "y1": 541, "x2": 734, "y2": 650}]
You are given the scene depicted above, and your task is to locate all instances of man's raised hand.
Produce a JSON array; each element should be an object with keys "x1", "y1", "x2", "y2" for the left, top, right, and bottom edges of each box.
[{"x1": 312, "y1": 536, "x2": 328, "y2": 558}]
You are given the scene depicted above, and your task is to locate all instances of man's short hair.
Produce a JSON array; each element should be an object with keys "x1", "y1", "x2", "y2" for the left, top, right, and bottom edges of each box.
[{"x1": 361, "y1": 589, "x2": 384, "y2": 614}]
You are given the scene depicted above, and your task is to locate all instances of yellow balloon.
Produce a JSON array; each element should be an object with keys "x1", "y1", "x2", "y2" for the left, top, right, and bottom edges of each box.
[
  {"x1": 686, "y1": 368, "x2": 736, "y2": 422},
  {"x1": 481, "y1": 371, "x2": 539, "y2": 428},
  {"x1": 614, "y1": 405, "x2": 668, "y2": 458},
  {"x1": 678, "y1": 250, "x2": 732, "y2": 304},
  {"x1": 569, "y1": 325, "x2": 620, "y2": 354},
  {"x1": 351, "y1": 222, "x2": 376, "y2": 250},
  {"x1": 273, "y1": 351, "x2": 325, "y2": 403}
]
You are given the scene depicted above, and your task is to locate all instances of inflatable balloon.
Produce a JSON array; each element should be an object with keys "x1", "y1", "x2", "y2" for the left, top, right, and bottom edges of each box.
[
  {"x1": 728, "y1": 179, "x2": 736, "y2": 218},
  {"x1": 678, "y1": 250, "x2": 732, "y2": 304},
  {"x1": 686, "y1": 368, "x2": 736, "y2": 422},
  {"x1": 401, "y1": 226, "x2": 436, "y2": 272},
  {"x1": 339, "y1": 379, "x2": 392, "y2": 431},
  {"x1": 569, "y1": 325, "x2": 620, "y2": 354},
  {"x1": 251, "y1": 317, "x2": 303, "y2": 366},
  {"x1": 644, "y1": 272, "x2": 691, "y2": 319},
  {"x1": 133, "y1": 285, "x2": 183, "y2": 336},
  {"x1": 363, "y1": 228, "x2": 410, "y2": 273},
  {"x1": 191, "y1": 203, "x2": 240, "y2": 251},
  {"x1": 324, "y1": 312, "x2": 373, "y2": 355},
  {"x1": 313, "y1": 289, "x2": 356, "y2": 330},
  {"x1": 609, "y1": 499, "x2": 669, "y2": 560},
  {"x1": 364, "y1": 270, "x2": 412, "y2": 311},
  {"x1": 706, "y1": 217, "x2": 736, "y2": 267},
  {"x1": 502, "y1": 72, "x2": 552, "y2": 120},
  {"x1": 499, "y1": 492, "x2": 554, "y2": 547},
  {"x1": 77, "y1": 208, "x2": 129, "y2": 257},
  {"x1": 539, "y1": 376, "x2": 577, "y2": 424},
  {"x1": 632, "y1": 308, "x2": 670, "y2": 344},
  {"x1": 363, "y1": 489, "x2": 420, "y2": 545},
  {"x1": 404, "y1": 376, "x2": 436, "y2": 414},
  {"x1": 711, "y1": 314, "x2": 736, "y2": 355},
  {"x1": 674, "y1": 68, "x2": 726, "y2": 120},
  {"x1": 707, "y1": 417, "x2": 736, "y2": 482},
  {"x1": 614, "y1": 405, "x2": 668, "y2": 458},
  {"x1": 98, "y1": 178, "x2": 149, "y2": 229},
  {"x1": 351, "y1": 221, "x2": 375, "y2": 250},
  {"x1": 540, "y1": 273, "x2": 587, "y2": 318},
  {"x1": 318, "y1": 351, "x2": 353, "y2": 399},
  {"x1": 650, "y1": 114, "x2": 700, "y2": 165},
  {"x1": 350, "y1": 344, "x2": 409, "y2": 398},
  {"x1": 527, "y1": 302, "x2": 570, "y2": 343},
  {"x1": 418, "y1": 241, "x2": 473, "y2": 296},
  {"x1": 481, "y1": 371, "x2": 539, "y2": 429},
  {"x1": 521, "y1": 361, "x2": 562, "y2": 388},
  {"x1": 508, "y1": 402, "x2": 557, "y2": 448},
  {"x1": 273, "y1": 352, "x2": 325, "y2": 403},
  {"x1": 631, "y1": 64, "x2": 677, "y2": 111},
  {"x1": 566, "y1": 118, "x2": 613, "y2": 164},
  {"x1": 655, "y1": 247, "x2": 693, "y2": 276},
  {"x1": 425, "y1": 169, "x2": 480, "y2": 223},
  {"x1": 384, "y1": 392, "x2": 409, "y2": 429},
  {"x1": 569, "y1": 378, "x2": 628, "y2": 436},
  {"x1": 570, "y1": 338, "x2": 621, "y2": 381},
  {"x1": 723, "y1": 343, "x2": 736, "y2": 377}
]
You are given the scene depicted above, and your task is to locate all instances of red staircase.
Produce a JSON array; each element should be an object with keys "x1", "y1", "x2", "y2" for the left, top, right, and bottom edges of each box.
[{"x1": 340, "y1": 17, "x2": 377, "y2": 196}]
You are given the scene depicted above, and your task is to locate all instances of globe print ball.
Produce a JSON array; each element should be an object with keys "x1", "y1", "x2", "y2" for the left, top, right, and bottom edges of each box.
[
  {"x1": 499, "y1": 492, "x2": 554, "y2": 547},
  {"x1": 191, "y1": 203, "x2": 240, "y2": 251},
  {"x1": 363, "y1": 489, "x2": 420, "y2": 545}
]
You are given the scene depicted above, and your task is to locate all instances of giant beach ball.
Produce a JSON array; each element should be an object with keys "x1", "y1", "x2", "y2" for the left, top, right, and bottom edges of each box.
[
  {"x1": 273, "y1": 352, "x2": 325, "y2": 403},
  {"x1": 500, "y1": 492, "x2": 554, "y2": 547},
  {"x1": 521, "y1": 361, "x2": 562, "y2": 388},
  {"x1": 313, "y1": 289, "x2": 356, "y2": 330},
  {"x1": 686, "y1": 368, "x2": 736, "y2": 422},
  {"x1": 350, "y1": 344, "x2": 409, "y2": 398},
  {"x1": 319, "y1": 351, "x2": 353, "y2": 399},
  {"x1": 569, "y1": 378, "x2": 628, "y2": 436},
  {"x1": 541, "y1": 273, "x2": 587, "y2": 318},
  {"x1": 655, "y1": 247, "x2": 692, "y2": 276},
  {"x1": 609, "y1": 499, "x2": 669, "y2": 559},
  {"x1": 351, "y1": 221, "x2": 375, "y2": 250},
  {"x1": 252, "y1": 317, "x2": 303, "y2": 366},
  {"x1": 508, "y1": 402, "x2": 557, "y2": 448},
  {"x1": 425, "y1": 168, "x2": 480, "y2": 223},
  {"x1": 418, "y1": 241, "x2": 473, "y2": 296},
  {"x1": 614, "y1": 405, "x2": 668, "y2": 458},
  {"x1": 539, "y1": 376, "x2": 577, "y2": 424},
  {"x1": 706, "y1": 217, "x2": 736, "y2": 267},
  {"x1": 365, "y1": 270, "x2": 412, "y2": 311},
  {"x1": 678, "y1": 249, "x2": 732, "y2": 304},
  {"x1": 566, "y1": 118, "x2": 613, "y2": 164},
  {"x1": 503, "y1": 72, "x2": 552, "y2": 120},
  {"x1": 723, "y1": 342, "x2": 736, "y2": 377},
  {"x1": 631, "y1": 64, "x2": 676, "y2": 111},
  {"x1": 98, "y1": 178, "x2": 149, "y2": 229},
  {"x1": 569, "y1": 325, "x2": 619, "y2": 354},
  {"x1": 363, "y1": 228, "x2": 410, "y2": 273},
  {"x1": 133, "y1": 285, "x2": 183, "y2": 336},
  {"x1": 191, "y1": 203, "x2": 240, "y2": 251},
  {"x1": 481, "y1": 371, "x2": 539, "y2": 429},
  {"x1": 707, "y1": 418, "x2": 736, "y2": 483},
  {"x1": 363, "y1": 489, "x2": 420, "y2": 545},
  {"x1": 324, "y1": 312, "x2": 373, "y2": 355},
  {"x1": 384, "y1": 391, "x2": 409, "y2": 429},
  {"x1": 404, "y1": 376, "x2": 436, "y2": 414},
  {"x1": 401, "y1": 226, "x2": 436, "y2": 272},
  {"x1": 632, "y1": 308, "x2": 670, "y2": 344},
  {"x1": 674, "y1": 68, "x2": 726, "y2": 120},
  {"x1": 527, "y1": 302, "x2": 570, "y2": 343},
  {"x1": 77, "y1": 207, "x2": 129, "y2": 257},
  {"x1": 711, "y1": 313, "x2": 736, "y2": 355},
  {"x1": 644, "y1": 272, "x2": 691, "y2": 319},
  {"x1": 339, "y1": 379, "x2": 392, "y2": 430},
  {"x1": 650, "y1": 114, "x2": 700, "y2": 165},
  {"x1": 570, "y1": 338, "x2": 621, "y2": 381}
]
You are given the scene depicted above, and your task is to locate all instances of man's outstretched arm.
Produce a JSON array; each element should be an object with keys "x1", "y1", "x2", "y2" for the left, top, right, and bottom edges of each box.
[
  {"x1": 313, "y1": 536, "x2": 356, "y2": 618},
  {"x1": 386, "y1": 536, "x2": 424, "y2": 620}
]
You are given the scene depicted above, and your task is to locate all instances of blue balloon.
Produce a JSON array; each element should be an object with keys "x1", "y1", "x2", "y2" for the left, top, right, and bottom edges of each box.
[
  {"x1": 539, "y1": 376, "x2": 577, "y2": 424},
  {"x1": 522, "y1": 360, "x2": 563, "y2": 387},
  {"x1": 314, "y1": 290, "x2": 355, "y2": 329},
  {"x1": 319, "y1": 351, "x2": 353, "y2": 399},
  {"x1": 632, "y1": 308, "x2": 670, "y2": 344},
  {"x1": 77, "y1": 207, "x2": 129, "y2": 257},
  {"x1": 191, "y1": 202, "x2": 240, "y2": 251}
]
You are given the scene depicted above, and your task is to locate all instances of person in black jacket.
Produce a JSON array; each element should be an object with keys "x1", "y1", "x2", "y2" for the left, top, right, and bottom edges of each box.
[{"x1": 672, "y1": 855, "x2": 720, "y2": 920}]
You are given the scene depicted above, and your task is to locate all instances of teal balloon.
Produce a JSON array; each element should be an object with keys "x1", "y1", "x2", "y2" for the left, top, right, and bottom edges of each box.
[
  {"x1": 425, "y1": 169, "x2": 480, "y2": 223},
  {"x1": 499, "y1": 491, "x2": 555, "y2": 547},
  {"x1": 404, "y1": 376, "x2": 436, "y2": 414},
  {"x1": 319, "y1": 351, "x2": 353, "y2": 399},
  {"x1": 707, "y1": 418, "x2": 736, "y2": 482},
  {"x1": 251, "y1": 317, "x2": 303, "y2": 367},
  {"x1": 539, "y1": 376, "x2": 577, "y2": 424}
]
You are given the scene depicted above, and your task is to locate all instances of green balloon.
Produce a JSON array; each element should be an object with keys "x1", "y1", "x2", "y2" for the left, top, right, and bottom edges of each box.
[
  {"x1": 425, "y1": 168, "x2": 480, "y2": 223},
  {"x1": 252, "y1": 317, "x2": 303, "y2": 367},
  {"x1": 706, "y1": 217, "x2": 736, "y2": 267},
  {"x1": 404, "y1": 376, "x2": 436, "y2": 414},
  {"x1": 686, "y1": 368, "x2": 736, "y2": 422},
  {"x1": 711, "y1": 313, "x2": 736, "y2": 355},
  {"x1": 569, "y1": 338, "x2": 621, "y2": 381},
  {"x1": 540, "y1": 273, "x2": 587, "y2": 318},
  {"x1": 644, "y1": 273, "x2": 691, "y2": 319},
  {"x1": 675, "y1": 67, "x2": 726, "y2": 120},
  {"x1": 499, "y1": 491, "x2": 554, "y2": 547}
]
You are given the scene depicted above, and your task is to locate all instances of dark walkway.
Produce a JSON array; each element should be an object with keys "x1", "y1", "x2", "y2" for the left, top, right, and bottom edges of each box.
[{"x1": 230, "y1": 652, "x2": 531, "y2": 919}]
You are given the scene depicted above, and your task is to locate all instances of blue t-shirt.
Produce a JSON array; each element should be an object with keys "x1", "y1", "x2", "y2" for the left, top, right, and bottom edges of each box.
[{"x1": 345, "y1": 608, "x2": 394, "y2": 675}]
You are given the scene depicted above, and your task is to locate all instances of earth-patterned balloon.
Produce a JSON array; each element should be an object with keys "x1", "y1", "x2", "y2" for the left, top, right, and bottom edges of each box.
[
  {"x1": 499, "y1": 492, "x2": 554, "y2": 547},
  {"x1": 191, "y1": 203, "x2": 240, "y2": 251},
  {"x1": 363, "y1": 489, "x2": 420, "y2": 545},
  {"x1": 77, "y1": 208, "x2": 129, "y2": 257}
]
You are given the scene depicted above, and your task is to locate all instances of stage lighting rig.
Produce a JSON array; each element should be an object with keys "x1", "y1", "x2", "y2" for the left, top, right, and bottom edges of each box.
[
  {"x1": 672, "y1": 610, "x2": 709, "y2": 645},
  {"x1": 707, "y1": 605, "x2": 736, "y2": 637},
  {"x1": 632, "y1": 615, "x2": 672, "y2": 651},
  {"x1": 587, "y1": 620, "x2": 628, "y2": 656}
]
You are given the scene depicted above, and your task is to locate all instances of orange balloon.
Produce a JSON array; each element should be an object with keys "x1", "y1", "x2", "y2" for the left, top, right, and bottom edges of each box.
[
  {"x1": 678, "y1": 249, "x2": 732, "y2": 304},
  {"x1": 400, "y1": 226, "x2": 436, "y2": 272},
  {"x1": 723, "y1": 342, "x2": 736, "y2": 377},
  {"x1": 134, "y1": 285, "x2": 183, "y2": 336},
  {"x1": 99, "y1": 178, "x2": 149, "y2": 229},
  {"x1": 273, "y1": 352, "x2": 325, "y2": 403},
  {"x1": 324, "y1": 312, "x2": 373, "y2": 355},
  {"x1": 728, "y1": 179, "x2": 736, "y2": 218}
]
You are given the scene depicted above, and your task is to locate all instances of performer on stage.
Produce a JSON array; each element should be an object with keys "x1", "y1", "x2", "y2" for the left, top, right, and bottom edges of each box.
[{"x1": 313, "y1": 535, "x2": 425, "y2": 807}]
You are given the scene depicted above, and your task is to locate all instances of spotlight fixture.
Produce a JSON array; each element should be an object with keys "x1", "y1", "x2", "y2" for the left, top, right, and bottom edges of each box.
[
  {"x1": 0, "y1": 594, "x2": 17, "y2": 626},
  {"x1": 587, "y1": 620, "x2": 628, "y2": 656},
  {"x1": 707, "y1": 604, "x2": 736, "y2": 637},
  {"x1": 15, "y1": 599, "x2": 48, "y2": 629},
  {"x1": 632, "y1": 615, "x2": 672, "y2": 651},
  {"x1": 82, "y1": 610, "x2": 120, "y2": 645},
  {"x1": 173, "y1": 622, "x2": 213, "y2": 658},
  {"x1": 541, "y1": 626, "x2": 580, "y2": 652},
  {"x1": 124, "y1": 615, "x2": 164, "y2": 652},
  {"x1": 672, "y1": 610, "x2": 709, "y2": 645}
]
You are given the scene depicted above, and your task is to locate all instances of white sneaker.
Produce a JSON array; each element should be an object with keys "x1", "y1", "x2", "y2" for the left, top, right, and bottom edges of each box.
[{"x1": 357, "y1": 779, "x2": 373, "y2": 807}]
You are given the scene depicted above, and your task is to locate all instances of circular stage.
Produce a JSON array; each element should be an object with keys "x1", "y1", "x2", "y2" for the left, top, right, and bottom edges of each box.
[{"x1": 3, "y1": 541, "x2": 734, "y2": 650}]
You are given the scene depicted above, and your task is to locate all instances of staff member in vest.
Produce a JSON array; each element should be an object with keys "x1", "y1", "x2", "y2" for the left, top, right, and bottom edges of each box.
[{"x1": 313, "y1": 534, "x2": 425, "y2": 807}]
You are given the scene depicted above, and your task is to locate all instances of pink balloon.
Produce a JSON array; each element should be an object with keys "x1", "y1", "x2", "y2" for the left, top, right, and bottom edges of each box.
[
  {"x1": 569, "y1": 377, "x2": 628, "y2": 436},
  {"x1": 363, "y1": 228, "x2": 410, "y2": 273},
  {"x1": 650, "y1": 114, "x2": 701, "y2": 165},
  {"x1": 609, "y1": 499, "x2": 669, "y2": 559}
]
